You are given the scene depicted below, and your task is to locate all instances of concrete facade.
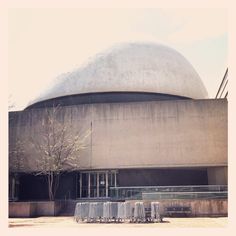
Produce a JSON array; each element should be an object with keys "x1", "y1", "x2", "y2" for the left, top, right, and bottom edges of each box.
[
  {"x1": 8, "y1": 42, "x2": 228, "y2": 217},
  {"x1": 127, "y1": 199, "x2": 227, "y2": 217},
  {"x1": 9, "y1": 199, "x2": 227, "y2": 217},
  {"x1": 9, "y1": 201, "x2": 66, "y2": 217},
  {"x1": 9, "y1": 98, "x2": 227, "y2": 178}
]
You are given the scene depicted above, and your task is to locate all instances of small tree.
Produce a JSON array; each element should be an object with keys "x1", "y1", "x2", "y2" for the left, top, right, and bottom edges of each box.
[{"x1": 30, "y1": 106, "x2": 90, "y2": 201}]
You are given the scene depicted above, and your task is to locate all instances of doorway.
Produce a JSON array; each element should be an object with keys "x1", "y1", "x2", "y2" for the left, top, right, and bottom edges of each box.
[{"x1": 78, "y1": 170, "x2": 117, "y2": 198}]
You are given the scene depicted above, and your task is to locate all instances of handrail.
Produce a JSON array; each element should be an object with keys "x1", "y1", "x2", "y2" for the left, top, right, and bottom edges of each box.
[
  {"x1": 109, "y1": 185, "x2": 228, "y2": 200},
  {"x1": 143, "y1": 191, "x2": 228, "y2": 194},
  {"x1": 110, "y1": 185, "x2": 227, "y2": 189}
]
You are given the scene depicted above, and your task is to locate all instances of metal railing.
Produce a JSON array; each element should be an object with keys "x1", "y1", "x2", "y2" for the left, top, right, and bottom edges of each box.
[
  {"x1": 142, "y1": 191, "x2": 228, "y2": 200},
  {"x1": 109, "y1": 185, "x2": 228, "y2": 200}
]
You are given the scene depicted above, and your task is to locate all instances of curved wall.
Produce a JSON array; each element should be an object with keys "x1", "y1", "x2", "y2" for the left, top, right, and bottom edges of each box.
[{"x1": 9, "y1": 99, "x2": 227, "y2": 171}]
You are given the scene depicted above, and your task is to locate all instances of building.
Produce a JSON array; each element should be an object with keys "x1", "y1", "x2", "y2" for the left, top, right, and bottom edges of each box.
[
  {"x1": 215, "y1": 68, "x2": 228, "y2": 99},
  {"x1": 9, "y1": 42, "x2": 227, "y2": 202}
]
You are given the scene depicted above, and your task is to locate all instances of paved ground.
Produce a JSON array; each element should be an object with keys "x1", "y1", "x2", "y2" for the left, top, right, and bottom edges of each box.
[{"x1": 9, "y1": 217, "x2": 227, "y2": 228}]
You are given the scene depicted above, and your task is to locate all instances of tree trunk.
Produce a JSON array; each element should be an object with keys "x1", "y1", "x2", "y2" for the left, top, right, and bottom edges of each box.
[
  {"x1": 46, "y1": 172, "x2": 60, "y2": 201},
  {"x1": 47, "y1": 172, "x2": 54, "y2": 201}
]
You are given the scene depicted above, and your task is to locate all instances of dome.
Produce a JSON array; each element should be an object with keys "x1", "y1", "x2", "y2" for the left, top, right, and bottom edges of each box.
[{"x1": 27, "y1": 42, "x2": 208, "y2": 108}]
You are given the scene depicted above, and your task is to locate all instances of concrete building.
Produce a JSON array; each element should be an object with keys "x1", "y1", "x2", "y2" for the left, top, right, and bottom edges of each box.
[{"x1": 9, "y1": 43, "x2": 227, "y2": 201}]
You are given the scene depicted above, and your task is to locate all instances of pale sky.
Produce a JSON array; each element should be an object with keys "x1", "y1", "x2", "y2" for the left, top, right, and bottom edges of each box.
[{"x1": 8, "y1": 8, "x2": 227, "y2": 110}]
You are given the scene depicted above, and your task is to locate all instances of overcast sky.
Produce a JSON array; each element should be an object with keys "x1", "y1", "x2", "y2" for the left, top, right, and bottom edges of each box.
[{"x1": 8, "y1": 8, "x2": 227, "y2": 110}]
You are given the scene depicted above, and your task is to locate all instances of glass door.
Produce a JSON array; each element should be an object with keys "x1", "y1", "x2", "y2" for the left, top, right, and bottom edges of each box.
[
  {"x1": 108, "y1": 172, "x2": 116, "y2": 196},
  {"x1": 79, "y1": 171, "x2": 117, "y2": 198},
  {"x1": 81, "y1": 173, "x2": 89, "y2": 198},
  {"x1": 98, "y1": 173, "x2": 106, "y2": 197},
  {"x1": 90, "y1": 173, "x2": 97, "y2": 198}
]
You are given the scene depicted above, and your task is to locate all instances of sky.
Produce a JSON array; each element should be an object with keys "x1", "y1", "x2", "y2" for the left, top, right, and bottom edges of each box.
[{"x1": 8, "y1": 8, "x2": 227, "y2": 110}]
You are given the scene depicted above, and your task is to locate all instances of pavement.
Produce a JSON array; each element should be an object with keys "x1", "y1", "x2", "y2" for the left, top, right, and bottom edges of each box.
[{"x1": 9, "y1": 216, "x2": 227, "y2": 228}]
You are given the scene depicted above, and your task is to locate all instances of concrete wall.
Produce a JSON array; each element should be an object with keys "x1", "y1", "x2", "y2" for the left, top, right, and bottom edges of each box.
[
  {"x1": 9, "y1": 202, "x2": 36, "y2": 217},
  {"x1": 127, "y1": 199, "x2": 227, "y2": 217},
  {"x1": 9, "y1": 98, "x2": 227, "y2": 171},
  {"x1": 9, "y1": 199, "x2": 227, "y2": 217},
  {"x1": 9, "y1": 201, "x2": 66, "y2": 217}
]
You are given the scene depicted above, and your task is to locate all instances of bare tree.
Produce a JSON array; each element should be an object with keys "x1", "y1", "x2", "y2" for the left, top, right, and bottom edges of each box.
[
  {"x1": 9, "y1": 140, "x2": 26, "y2": 172},
  {"x1": 9, "y1": 139, "x2": 27, "y2": 200},
  {"x1": 30, "y1": 105, "x2": 90, "y2": 201}
]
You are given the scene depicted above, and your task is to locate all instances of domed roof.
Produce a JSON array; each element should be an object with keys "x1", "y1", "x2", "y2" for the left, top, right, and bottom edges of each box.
[{"x1": 28, "y1": 42, "x2": 208, "y2": 107}]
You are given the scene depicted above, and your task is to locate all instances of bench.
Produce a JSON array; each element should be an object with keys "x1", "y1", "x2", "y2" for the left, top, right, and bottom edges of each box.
[{"x1": 165, "y1": 206, "x2": 191, "y2": 217}]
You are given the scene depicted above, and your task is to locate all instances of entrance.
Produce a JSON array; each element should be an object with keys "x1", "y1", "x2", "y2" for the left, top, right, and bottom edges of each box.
[{"x1": 78, "y1": 170, "x2": 117, "y2": 198}]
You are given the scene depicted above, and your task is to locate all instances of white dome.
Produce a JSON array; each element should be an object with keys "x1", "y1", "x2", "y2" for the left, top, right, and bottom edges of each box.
[{"x1": 28, "y1": 42, "x2": 208, "y2": 106}]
